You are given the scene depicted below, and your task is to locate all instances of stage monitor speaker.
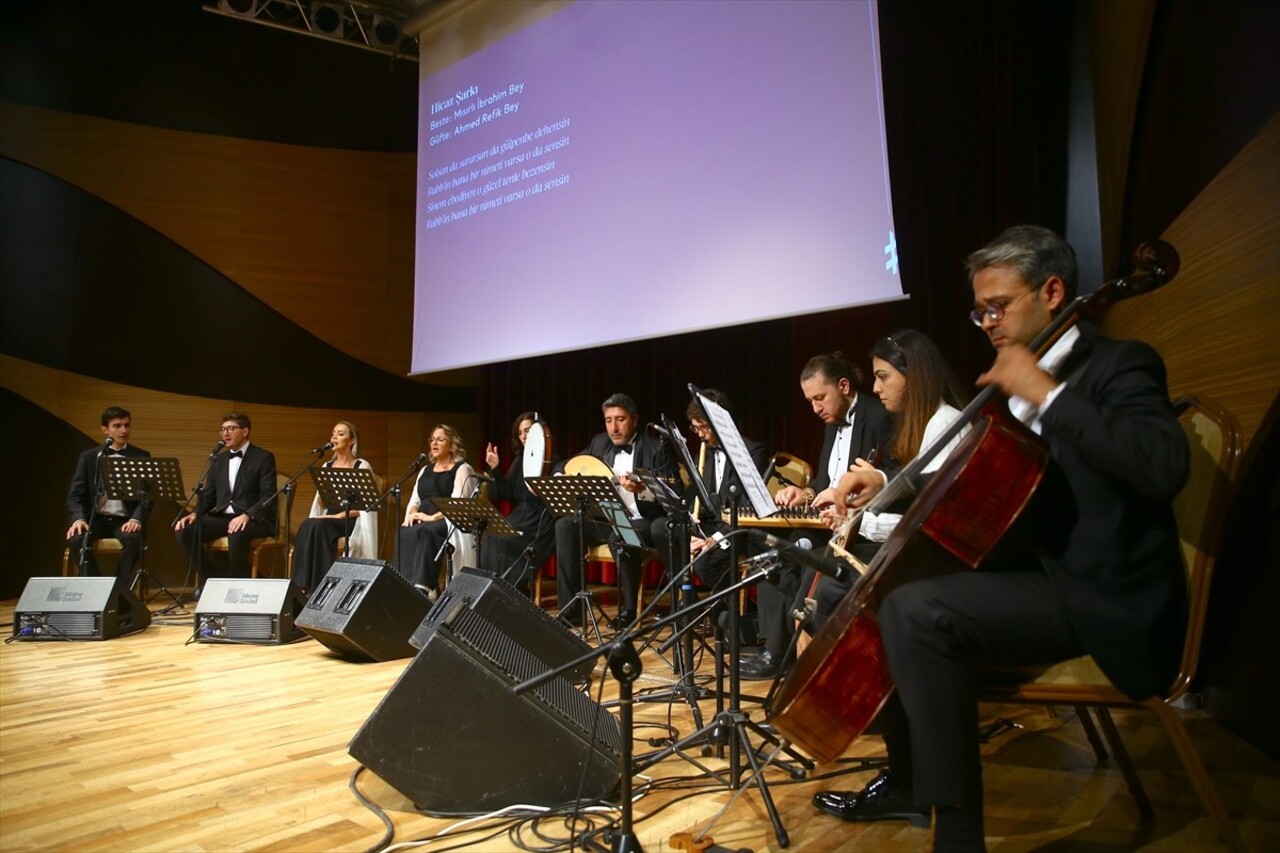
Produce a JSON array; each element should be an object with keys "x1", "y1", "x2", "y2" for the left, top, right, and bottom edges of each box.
[
  {"x1": 412, "y1": 566, "x2": 594, "y2": 681},
  {"x1": 194, "y1": 578, "x2": 304, "y2": 644},
  {"x1": 350, "y1": 601, "x2": 621, "y2": 814},
  {"x1": 12, "y1": 577, "x2": 151, "y2": 640},
  {"x1": 296, "y1": 557, "x2": 429, "y2": 661}
]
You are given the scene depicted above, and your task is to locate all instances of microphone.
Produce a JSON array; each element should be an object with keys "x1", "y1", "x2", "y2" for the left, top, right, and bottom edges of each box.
[
  {"x1": 469, "y1": 472, "x2": 494, "y2": 482},
  {"x1": 647, "y1": 422, "x2": 675, "y2": 438},
  {"x1": 208, "y1": 439, "x2": 226, "y2": 458},
  {"x1": 740, "y1": 549, "x2": 782, "y2": 570},
  {"x1": 411, "y1": 452, "x2": 428, "y2": 469},
  {"x1": 98, "y1": 437, "x2": 113, "y2": 457},
  {"x1": 311, "y1": 441, "x2": 334, "y2": 455},
  {"x1": 747, "y1": 530, "x2": 852, "y2": 584},
  {"x1": 763, "y1": 454, "x2": 800, "y2": 489}
]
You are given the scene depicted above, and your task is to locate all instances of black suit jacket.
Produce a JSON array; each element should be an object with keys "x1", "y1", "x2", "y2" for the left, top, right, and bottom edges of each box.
[
  {"x1": 558, "y1": 430, "x2": 679, "y2": 519},
  {"x1": 810, "y1": 392, "x2": 896, "y2": 492},
  {"x1": 67, "y1": 444, "x2": 151, "y2": 524},
  {"x1": 1034, "y1": 330, "x2": 1189, "y2": 699},
  {"x1": 195, "y1": 443, "x2": 278, "y2": 529},
  {"x1": 695, "y1": 435, "x2": 770, "y2": 523}
]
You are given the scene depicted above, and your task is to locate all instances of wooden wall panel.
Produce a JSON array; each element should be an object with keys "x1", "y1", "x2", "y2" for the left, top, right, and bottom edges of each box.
[
  {"x1": 1, "y1": 355, "x2": 478, "y2": 558},
  {"x1": 1104, "y1": 113, "x2": 1280, "y2": 451},
  {"x1": 0, "y1": 101, "x2": 421, "y2": 378}
]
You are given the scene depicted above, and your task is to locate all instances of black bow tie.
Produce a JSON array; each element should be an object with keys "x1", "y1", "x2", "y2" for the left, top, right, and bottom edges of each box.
[
  {"x1": 228, "y1": 450, "x2": 243, "y2": 458},
  {"x1": 613, "y1": 443, "x2": 634, "y2": 456}
]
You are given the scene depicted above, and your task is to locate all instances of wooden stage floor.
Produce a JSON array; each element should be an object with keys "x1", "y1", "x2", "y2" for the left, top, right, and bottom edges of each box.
[{"x1": 1, "y1": 598, "x2": 1276, "y2": 852}]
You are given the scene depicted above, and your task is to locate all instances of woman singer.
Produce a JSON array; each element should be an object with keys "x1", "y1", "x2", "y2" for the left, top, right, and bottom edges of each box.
[
  {"x1": 398, "y1": 424, "x2": 476, "y2": 595},
  {"x1": 291, "y1": 421, "x2": 378, "y2": 594}
]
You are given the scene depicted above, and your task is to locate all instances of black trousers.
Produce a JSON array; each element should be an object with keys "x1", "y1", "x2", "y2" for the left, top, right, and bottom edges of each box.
[
  {"x1": 554, "y1": 514, "x2": 657, "y2": 613},
  {"x1": 66, "y1": 515, "x2": 144, "y2": 580},
  {"x1": 175, "y1": 514, "x2": 274, "y2": 582},
  {"x1": 875, "y1": 569, "x2": 1085, "y2": 806}
]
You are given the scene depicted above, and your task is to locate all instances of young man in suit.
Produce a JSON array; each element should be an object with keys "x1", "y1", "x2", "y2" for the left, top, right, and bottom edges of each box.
[
  {"x1": 744, "y1": 353, "x2": 894, "y2": 679},
  {"x1": 811, "y1": 226, "x2": 1189, "y2": 852},
  {"x1": 174, "y1": 412, "x2": 278, "y2": 584},
  {"x1": 553, "y1": 392, "x2": 678, "y2": 630},
  {"x1": 649, "y1": 388, "x2": 770, "y2": 593},
  {"x1": 65, "y1": 406, "x2": 151, "y2": 581}
]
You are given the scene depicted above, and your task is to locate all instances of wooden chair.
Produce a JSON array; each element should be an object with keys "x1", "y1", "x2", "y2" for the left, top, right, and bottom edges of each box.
[
  {"x1": 766, "y1": 451, "x2": 812, "y2": 497},
  {"x1": 976, "y1": 395, "x2": 1245, "y2": 851},
  {"x1": 207, "y1": 474, "x2": 290, "y2": 579},
  {"x1": 61, "y1": 537, "x2": 123, "y2": 576}
]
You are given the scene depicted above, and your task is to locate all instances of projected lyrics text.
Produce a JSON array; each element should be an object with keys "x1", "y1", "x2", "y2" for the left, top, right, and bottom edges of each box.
[{"x1": 425, "y1": 118, "x2": 572, "y2": 230}]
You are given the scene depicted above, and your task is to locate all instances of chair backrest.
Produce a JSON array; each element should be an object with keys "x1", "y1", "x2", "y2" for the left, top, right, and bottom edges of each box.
[
  {"x1": 767, "y1": 451, "x2": 813, "y2": 497},
  {"x1": 273, "y1": 473, "x2": 290, "y2": 537},
  {"x1": 1168, "y1": 395, "x2": 1242, "y2": 700}
]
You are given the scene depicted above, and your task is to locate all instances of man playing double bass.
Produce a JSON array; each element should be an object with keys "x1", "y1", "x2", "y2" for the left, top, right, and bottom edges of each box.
[{"x1": 810, "y1": 226, "x2": 1189, "y2": 852}]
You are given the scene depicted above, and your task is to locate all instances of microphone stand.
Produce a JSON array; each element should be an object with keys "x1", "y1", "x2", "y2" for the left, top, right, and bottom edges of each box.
[
  {"x1": 515, "y1": 534, "x2": 804, "y2": 851},
  {"x1": 78, "y1": 442, "x2": 111, "y2": 576},
  {"x1": 375, "y1": 454, "x2": 428, "y2": 574},
  {"x1": 165, "y1": 446, "x2": 222, "y2": 612},
  {"x1": 260, "y1": 449, "x2": 327, "y2": 574}
]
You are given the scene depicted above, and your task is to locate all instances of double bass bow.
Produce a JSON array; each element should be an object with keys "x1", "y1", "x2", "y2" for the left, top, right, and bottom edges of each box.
[{"x1": 767, "y1": 241, "x2": 1180, "y2": 764}]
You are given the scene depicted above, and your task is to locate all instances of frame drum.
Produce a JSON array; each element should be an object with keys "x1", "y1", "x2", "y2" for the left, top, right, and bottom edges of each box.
[{"x1": 522, "y1": 420, "x2": 551, "y2": 478}]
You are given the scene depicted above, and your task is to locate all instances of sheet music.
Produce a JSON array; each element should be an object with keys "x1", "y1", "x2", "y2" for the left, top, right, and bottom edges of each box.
[{"x1": 693, "y1": 387, "x2": 776, "y2": 518}]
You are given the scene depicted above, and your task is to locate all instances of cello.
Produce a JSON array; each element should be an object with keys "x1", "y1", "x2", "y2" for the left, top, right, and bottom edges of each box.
[{"x1": 766, "y1": 241, "x2": 1181, "y2": 764}]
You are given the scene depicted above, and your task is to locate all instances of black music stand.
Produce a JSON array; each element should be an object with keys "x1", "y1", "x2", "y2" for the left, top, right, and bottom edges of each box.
[
  {"x1": 527, "y1": 473, "x2": 622, "y2": 644},
  {"x1": 657, "y1": 385, "x2": 812, "y2": 844},
  {"x1": 310, "y1": 467, "x2": 381, "y2": 558},
  {"x1": 433, "y1": 496, "x2": 517, "y2": 573},
  {"x1": 101, "y1": 455, "x2": 186, "y2": 606}
]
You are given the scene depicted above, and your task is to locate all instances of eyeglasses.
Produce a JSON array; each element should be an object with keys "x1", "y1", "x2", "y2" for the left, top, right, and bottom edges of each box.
[
  {"x1": 219, "y1": 425, "x2": 245, "y2": 433},
  {"x1": 689, "y1": 422, "x2": 713, "y2": 436},
  {"x1": 969, "y1": 279, "x2": 1046, "y2": 327}
]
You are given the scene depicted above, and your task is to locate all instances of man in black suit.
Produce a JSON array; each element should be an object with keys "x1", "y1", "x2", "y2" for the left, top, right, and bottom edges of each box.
[
  {"x1": 650, "y1": 388, "x2": 770, "y2": 592},
  {"x1": 743, "y1": 352, "x2": 894, "y2": 679},
  {"x1": 553, "y1": 392, "x2": 678, "y2": 629},
  {"x1": 174, "y1": 412, "x2": 278, "y2": 584},
  {"x1": 65, "y1": 406, "x2": 151, "y2": 581},
  {"x1": 811, "y1": 226, "x2": 1189, "y2": 852}
]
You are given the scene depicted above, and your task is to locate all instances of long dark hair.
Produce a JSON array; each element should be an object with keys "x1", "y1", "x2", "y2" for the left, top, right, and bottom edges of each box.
[
  {"x1": 510, "y1": 410, "x2": 538, "y2": 456},
  {"x1": 870, "y1": 329, "x2": 968, "y2": 465}
]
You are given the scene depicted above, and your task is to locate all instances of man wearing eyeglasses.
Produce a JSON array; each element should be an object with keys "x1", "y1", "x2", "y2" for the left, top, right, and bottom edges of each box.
[
  {"x1": 811, "y1": 226, "x2": 1189, "y2": 852},
  {"x1": 174, "y1": 412, "x2": 278, "y2": 585},
  {"x1": 650, "y1": 388, "x2": 769, "y2": 594}
]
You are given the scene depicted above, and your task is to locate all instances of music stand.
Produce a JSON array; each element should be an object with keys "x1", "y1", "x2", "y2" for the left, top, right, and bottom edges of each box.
[
  {"x1": 434, "y1": 496, "x2": 517, "y2": 573},
  {"x1": 527, "y1": 473, "x2": 623, "y2": 643},
  {"x1": 100, "y1": 456, "x2": 186, "y2": 606},
  {"x1": 310, "y1": 467, "x2": 381, "y2": 558}
]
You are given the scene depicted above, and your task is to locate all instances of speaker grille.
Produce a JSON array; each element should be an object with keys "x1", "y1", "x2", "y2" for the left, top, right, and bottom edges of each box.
[{"x1": 445, "y1": 605, "x2": 622, "y2": 759}]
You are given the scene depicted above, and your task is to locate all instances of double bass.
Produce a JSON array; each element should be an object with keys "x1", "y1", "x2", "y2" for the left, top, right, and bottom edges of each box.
[{"x1": 767, "y1": 241, "x2": 1180, "y2": 764}]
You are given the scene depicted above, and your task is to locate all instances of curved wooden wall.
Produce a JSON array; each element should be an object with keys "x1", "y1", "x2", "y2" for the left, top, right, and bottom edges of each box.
[{"x1": 1103, "y1": 113, "x2": 1280, "y2": 451}]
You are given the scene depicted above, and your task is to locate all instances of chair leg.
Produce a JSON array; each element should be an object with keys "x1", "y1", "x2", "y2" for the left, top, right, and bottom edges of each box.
[
  {"x1": 1145, "y1": 698, "x2": 1246, "y2": 852},
  {"x1": 1094, "y1": 708, "x2": 1154, "y2": 821},
  {"x1": 1075, "y1": 705, "x2": 1110, "y2": 761}
]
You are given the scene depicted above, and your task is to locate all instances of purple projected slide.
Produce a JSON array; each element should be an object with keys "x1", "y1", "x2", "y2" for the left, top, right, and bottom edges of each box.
[{"x1": 413, "y1": 0, "x2": 900, "y2": 375}]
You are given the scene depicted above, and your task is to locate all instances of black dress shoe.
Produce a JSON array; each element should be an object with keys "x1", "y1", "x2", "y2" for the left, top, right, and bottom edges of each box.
[
  {"x1": 812, "y1": 770, "x2": 930, "y2": 827},
  {"x1": 738, "y1": 649, "x2": 781, "y2": 681},
  {"x1": 608, "y1": 609, "x2": 637, "y2": 630}
]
